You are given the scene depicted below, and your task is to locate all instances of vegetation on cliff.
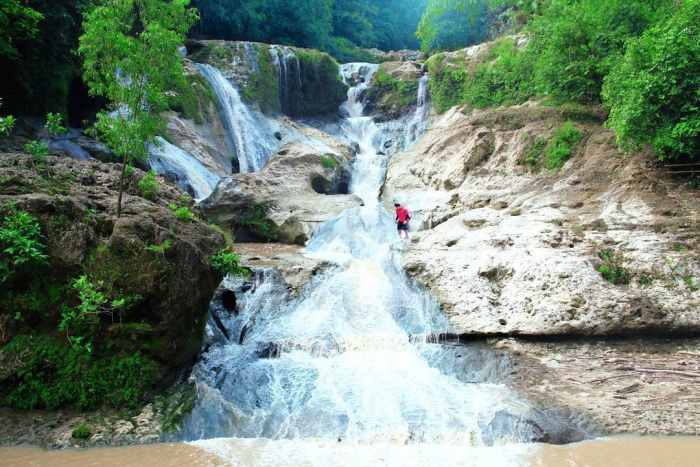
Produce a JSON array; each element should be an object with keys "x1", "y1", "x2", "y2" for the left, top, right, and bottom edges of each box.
[
  {"x1": 422, "y1": 0, "x2": 699, "y2": 161},
  {"x1": 0, "y1": 156, "x2": 227, "y2": 411}
]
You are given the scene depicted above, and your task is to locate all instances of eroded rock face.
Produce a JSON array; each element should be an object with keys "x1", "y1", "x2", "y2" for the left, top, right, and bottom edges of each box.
[
  {"x1": 383, "y1": 103, "x2": 700, "y2": 336},
  {"x1": 202, "y1": 141, "x2": 362, "y2": 245},
  {"x1": 0, "y1": 155, "x2": 226, "y2": 375}
]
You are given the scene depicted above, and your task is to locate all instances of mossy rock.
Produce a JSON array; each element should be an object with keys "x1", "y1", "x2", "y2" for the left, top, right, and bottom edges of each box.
[{"x1": 365, "y1": 63, "x2": 421, "y2": 120}]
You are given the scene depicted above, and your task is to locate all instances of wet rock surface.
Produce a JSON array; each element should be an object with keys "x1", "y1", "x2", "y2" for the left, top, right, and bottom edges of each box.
[
  {"x1": 383, "y1": 103, "x2": 700, "y2": 337},
  {"x1": 202, "y1": 141, "x2": 362, "y2": 245}
]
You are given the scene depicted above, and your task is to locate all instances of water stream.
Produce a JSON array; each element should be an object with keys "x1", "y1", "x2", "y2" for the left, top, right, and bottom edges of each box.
[{"x1": 178, "y1": 64, "x2": 554, "y2": 463}]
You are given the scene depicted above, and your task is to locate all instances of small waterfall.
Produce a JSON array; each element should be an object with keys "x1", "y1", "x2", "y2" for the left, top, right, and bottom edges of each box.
[
  {"x1": 270, "y1": 46, "x2": 303, "y2": 116},
  {"x1": 339, "y1": 63, "x2": 379, "y2": 118},
  {"x1": 184, "y1": 63, "x2": 548, "y2": 456},
  {"x1": 405, "y1": 74, "x2": 431, "y2": 145},
  {"x1": 196, "y1": 63, "x2": 282, "y2": 173},
  {"x1": 148, "y1": 137, "x2": 220, "y2": 202}
]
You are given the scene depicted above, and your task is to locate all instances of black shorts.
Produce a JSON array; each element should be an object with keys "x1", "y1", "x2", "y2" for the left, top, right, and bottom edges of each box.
[{"x1": 397, "y1": 222, "x2": 409, "y2": 231}]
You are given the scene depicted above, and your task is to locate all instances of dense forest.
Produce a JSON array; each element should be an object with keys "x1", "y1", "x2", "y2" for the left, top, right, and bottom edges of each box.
[{"x1": 1, "y1": 0, "x2": 698, "y2": 161}]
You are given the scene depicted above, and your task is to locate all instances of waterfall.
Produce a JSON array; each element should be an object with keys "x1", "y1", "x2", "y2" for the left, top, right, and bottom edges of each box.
[
  {"x1": 184, "y1": 63, "x2": 544, "y2": 458},
  {"x1": 270, "y1": 45, "x2": 302, "y2": 116},
  {"x1": 404, "y1": 74, "x2": 431, "y2": 146},
  {"x1": 196, "y1": 63, "x2": 282, "y2": 173},
  {"x1": 148, "y1": 137, "x2": 220, "y2": 202}
]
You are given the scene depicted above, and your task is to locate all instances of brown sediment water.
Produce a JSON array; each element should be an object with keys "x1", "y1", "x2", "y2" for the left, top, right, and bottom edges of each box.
[{"x1": 1, "y1": 437, "x2": 699, "y2": 467}]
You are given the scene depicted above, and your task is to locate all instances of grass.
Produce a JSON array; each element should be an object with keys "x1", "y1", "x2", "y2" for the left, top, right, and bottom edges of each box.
[
  {"x1": 545, "y1": 122, "x2": 583, "y2": 170},
  {"x1": 596, "y1": 248, "x2": 632, "y2": 285},
  {"x1": 320, "y1": 154, "x2": 338, "y2": 170}
]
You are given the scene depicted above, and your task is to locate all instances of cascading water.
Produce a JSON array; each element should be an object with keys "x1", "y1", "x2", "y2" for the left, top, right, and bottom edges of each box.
[
  {"x1": 196, "y1": 64, "x2": 282, "y2": 173},
  {"x1": 184, "y1": 63, "x2": 554, "y2": 466},
  {"x1": 148, "y1": 137, "x2": 220, "y2": 202}
]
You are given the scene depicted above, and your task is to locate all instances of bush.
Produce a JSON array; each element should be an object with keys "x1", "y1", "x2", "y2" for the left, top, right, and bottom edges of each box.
[
  {"x1": 603, "y1": 0, "x2": 700, "y2": 160},
  {"x1": 0, "y1": 115, "x2": 15, "y2": 138},
  {"x1": 597, "y1": 249, "x2": 632, "y2": 285},
  {"x1": 211, "y1": 249, "x2": 249, "y2": 277},
  {"x1": 72, "y1": 423, "x2": 92, "y2": 440},
  {"x1": 528, "y1": 0, "x2": 672, "y2": 104},
  {"x1": 320, "y1": 154, "x2": 338, "y2": 170},
  {"x1": 0, "y1": 208, "x2": 48, "y2": 283},
  {"x1": 0, "y1": 335, "x2": 159, "y2": 411},
  {"x1": 45, "y1": 113, "x2": 67, "y2": 136},
  {"x1": 545, "y1": 122, "x2": 583, "y2": 170},
  {"x1": 138, "y1": 171, "x2": 160, "y2": 201},
  {"x1": 24, "y1": 140, "x2": 49, "y2": 162},
  {"x1": 169, "y1": 203, "x2": 195, "y2": 223}
]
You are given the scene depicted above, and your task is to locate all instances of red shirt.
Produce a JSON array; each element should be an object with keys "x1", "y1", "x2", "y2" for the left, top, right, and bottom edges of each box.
[{"x1": 396, "y1": 206, "x2": 411, "y2": 223}]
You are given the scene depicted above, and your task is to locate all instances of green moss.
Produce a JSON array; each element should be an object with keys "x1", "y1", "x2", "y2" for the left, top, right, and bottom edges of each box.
[
  {"x1": 170, "y1": 73, "x2": 216, "y2": 124},
  {"x1": 292, "y1": 49, "x2": 348, "y2": 117},
  {"x1": 235, "y1": 202, "x2": 279, "y2": 242},
  {"x1": 155, "y1": 382, "x2": 197, "y2": 433},
  {"x1": 240, "y1": 44, "x2": 281, "y2": 114},
  {"x1": 426, "y1": 54, "x2": 470, "y2": 114},
  {"x1": 367, "y1": 68, "x2": 419, "y2": 115},
  {"x1": 320, "y1": 154, "x2": 338, "y2": 169}
]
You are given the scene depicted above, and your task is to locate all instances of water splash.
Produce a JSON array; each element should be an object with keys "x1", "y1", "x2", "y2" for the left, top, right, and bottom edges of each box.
[
  {"x1": 148, "y1": 137, "x2": 220, "y2": 202},
  {"x1": 183, "y1": 62, "x2": 541, "y2": 452}
]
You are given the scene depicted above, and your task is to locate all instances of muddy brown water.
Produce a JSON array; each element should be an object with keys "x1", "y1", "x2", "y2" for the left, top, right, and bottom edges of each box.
[{"x1": 2, "y1": 437, "x2": 699, "y2": 467}]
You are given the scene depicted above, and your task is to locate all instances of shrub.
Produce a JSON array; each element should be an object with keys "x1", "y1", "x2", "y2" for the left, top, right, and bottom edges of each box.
[
  {"x1": 596, "y1": 249, "x2": 632, "y2": 285},
  {"x1": 211, "y1": 249, "x2": 249, "y2": 277},
  {"x1": 72, "y1": 423, "x2": 92, "y2": 440},
  {"x1": 0, "y1": 115, "x2": 15, "y2": 137},
  {"x1": 45, "y1": 113, "x2": 67, "y2": 136},
  {"x1": 169, "y1": 203, "x2": 195, "y2": 223},
  {"x1": 0, "y1": 208, "x2": 48, "y2": 283},
  {"x1": 603, "y1": 0, "x2": 700, "y2": 160},
  {"x1": 426, "y1": 55, "x2": 470, "y2": 113},
  {"x1": 0, "y1": 335, "x2": 159, "y2": 410},
  {"x1": 138, "y1": 171, "x2": 160, "y2": 201},
  {"x1": 24, "y1": 140, "x2": 49, "y2": 162},
  {"x1": 525, "y1": 137, "x2": 547, "y2": 167},
  {"x1": 545, "y1": 122, "x2": 583, "y2": 170},
  {"x1": 146, "y1": 239, "x2": 172, "y2": 255},
  {"x1": 320, "y1": 154, "x2": 338, "y2": 170}
]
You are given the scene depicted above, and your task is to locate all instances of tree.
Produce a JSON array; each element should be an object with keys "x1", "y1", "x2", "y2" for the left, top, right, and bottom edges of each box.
[
  {"x1": 79, "y1": 0, "x2": 199, "y2": 217},
  {"x1": 0, "y1": 0, "x2": 43, "y2": 59},
  {"x1": 603, "y1": 0, "x2": 700, "y2": 160}
]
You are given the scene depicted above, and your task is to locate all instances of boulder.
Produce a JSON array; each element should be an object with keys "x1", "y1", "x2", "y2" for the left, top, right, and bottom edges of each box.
[{"x1": 202, "y1": 142, "x2": 362, "y2": 245}]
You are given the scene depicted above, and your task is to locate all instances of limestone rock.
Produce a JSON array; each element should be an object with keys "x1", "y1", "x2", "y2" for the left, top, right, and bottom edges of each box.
[
  {"x1": 202, "y1": 142, "x2": 362, "y2": 245},
  {"x1": 383, "y1": 104, "x2": 700, "y2": 336}
]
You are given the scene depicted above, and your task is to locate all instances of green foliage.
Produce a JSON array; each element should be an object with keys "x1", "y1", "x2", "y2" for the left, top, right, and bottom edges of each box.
[
  {"x1": 0, "y1": 0, "x2": 43, "y2": 59},
  {"x1": 0, "y1": 115, "x2": 16, "y2": 138},
  {"x1": 138, "y1": 171, "x2": 160, "y2": 201},
  {"x1": 169, "y1": 203, "x2": 195, "y2": 223},
  {"x1": 0, "y1": 208, "x2": 48, "y2": 284},
  {"x1": 544, "y1": 121, "x2": 582, "y2": 170},
  {"x1": 596, "y1": 248, "x2": 632, "y2": 285},
  {"x1": 0, "y1": 335, "x2": 159, "y2": 410},
  {"x1": 211, "y1": 249, "x2": 249, "y2": 277},
  {"x1": 369, "y1": 68, "x2": 419, "y2": 110},
  {"x1": 146, "y1": 239, "x2": 173, "y2": 255},
  {"x1": 170, "y1": 73, "x2": 216, "y2": 124},
  {"x1": 527, "y1": 0, "x2": 671, "y2": 104},
  {"x1": 79, "y1": 0, "x2": 198, "y2": 217},
  {"x1": 240, "y1": 44, "x2": 281, "y2": 114},
  {"x1": 426, "y1": 55, "x2": 469, "y2": 113},
  {"x1": 72, "y1": 423, "x2": 92, "y2": 440},
  {"x1": 192, "y1": 0, "x2": 425, "y2": 56},
  {"x1": 237, "y1": 202, "x2": 279, "y2": 242},
  {"x1": 23, "y1": 140, "x2": 49, "y2": 162},
  {"x1": 603, "y1": 0, "x2": 700, "y2": 161},
  {"x1": 58, "y1": 276, "x2": 106, "y2": 353},
  {"x1": 524, "y1": 137, "x2": 547, "y2": 167},
  {"x1": 320, "y1": 154, "x2": 338, "y2": 170},
  {"x1": 417, "y1": 0, "x2": 489, "y2": 53},
  {"x1": 45, "y1": 112, "x2": 67, "y2": 136}
]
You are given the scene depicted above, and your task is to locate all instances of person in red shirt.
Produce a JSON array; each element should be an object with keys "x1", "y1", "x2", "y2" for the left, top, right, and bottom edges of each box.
[{"x1": 394, "y1": 202, "x2": 411, "y2": 240}]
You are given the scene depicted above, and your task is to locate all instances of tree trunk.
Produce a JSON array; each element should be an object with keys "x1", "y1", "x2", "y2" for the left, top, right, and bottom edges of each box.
[{"x1": 116, "y1": 157, "x2": 129, "y2": 218}]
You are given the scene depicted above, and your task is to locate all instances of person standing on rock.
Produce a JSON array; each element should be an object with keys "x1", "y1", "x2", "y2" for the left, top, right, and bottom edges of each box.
[{"x1": 395, "y1": 202, "x2": 411, "y2": 240}]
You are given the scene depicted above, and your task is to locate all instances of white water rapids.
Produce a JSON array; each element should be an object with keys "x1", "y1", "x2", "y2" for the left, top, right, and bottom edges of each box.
[{"x1": 182, "y1": 63, "x2": 560, "y2": 466}]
